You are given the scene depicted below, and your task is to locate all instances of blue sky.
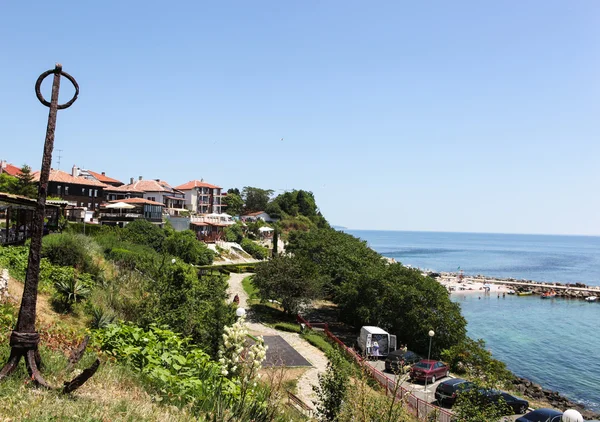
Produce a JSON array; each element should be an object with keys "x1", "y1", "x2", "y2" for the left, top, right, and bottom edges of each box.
[{"x1": 1, "y1": 1, "x2": 598, "y2": 235}]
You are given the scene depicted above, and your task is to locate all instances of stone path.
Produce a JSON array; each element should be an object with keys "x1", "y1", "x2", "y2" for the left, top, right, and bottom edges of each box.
[{"x1": 226, "y1": 272, "x2": 328, "y2": 409}]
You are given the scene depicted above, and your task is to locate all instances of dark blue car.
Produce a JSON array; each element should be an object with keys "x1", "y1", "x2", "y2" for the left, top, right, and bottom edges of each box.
[{"x1": 516, "y1": 408, "x2": 563, "y2": 422}]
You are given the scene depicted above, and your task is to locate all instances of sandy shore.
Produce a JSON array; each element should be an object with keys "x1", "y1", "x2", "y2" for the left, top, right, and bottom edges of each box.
[{"x1": 436, "y1": 273, "x2": 513, "y2": 295}]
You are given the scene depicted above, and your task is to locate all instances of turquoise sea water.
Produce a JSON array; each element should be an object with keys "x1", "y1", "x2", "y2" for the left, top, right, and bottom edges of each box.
[{"x1": 346, "y1": 230, "x2": 600, "y2": 412}]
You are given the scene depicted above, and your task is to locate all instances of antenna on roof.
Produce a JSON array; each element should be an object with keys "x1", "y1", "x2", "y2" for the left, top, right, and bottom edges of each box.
[{"x1": 56, "y1": 149, "x2": 63, "y2": 169}]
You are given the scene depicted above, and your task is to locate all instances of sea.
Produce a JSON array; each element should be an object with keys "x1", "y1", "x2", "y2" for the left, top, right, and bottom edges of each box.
[{"x1": 345, "y1": 230, "x2": 600, "y2": 412}]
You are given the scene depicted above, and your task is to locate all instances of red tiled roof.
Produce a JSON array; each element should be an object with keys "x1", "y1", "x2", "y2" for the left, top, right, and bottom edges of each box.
[
  {"x1": 175, "y1": 180, "x2": 221, "y2": 190},
  {"x1": 109, "y1": 198, "x2": 165, "y2": 207},
  {"x1": 32, "y1": 169, "x2": 109, "y2": 187},
  {"x1": 104, "y1": 184, "x2": 145, "y2": 193},
  {"x1": 243, "y1": 211, "x2": 267, "y2": 217},
  {"x1": 86, "y1": 170, "x2": 123, "y2": 185},
  {"x1": 122, "y1": 179, "x2": 179, "y2": 193},
  {"x1": 1, "y1": 163, "x2": 22, "y2": 177}
]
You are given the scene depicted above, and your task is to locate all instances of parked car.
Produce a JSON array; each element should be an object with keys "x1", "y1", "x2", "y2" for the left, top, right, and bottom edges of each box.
[
  {"x1": 434, "y1": 378, "x2": 474, "y2": 407},
  {"x1": 480, "y1": 389, "x2": 529, "y2": 414},
  {"x1": 384, "y1": 350, "x2": 421, "y2": 373},
  {"x1": 409, "y1": 360, "x2": 449, "y2": 383},
  {"x1": 516, "y1": 408, "x2": 563, "y2": 421}
]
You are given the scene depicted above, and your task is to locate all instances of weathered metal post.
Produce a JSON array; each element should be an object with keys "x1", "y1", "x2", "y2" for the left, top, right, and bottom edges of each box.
[{"x1": 0, "y1": 64, "x2": 99, "y2": 392}]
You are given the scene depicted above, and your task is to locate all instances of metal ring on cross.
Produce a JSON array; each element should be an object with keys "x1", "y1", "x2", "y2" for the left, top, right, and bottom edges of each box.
[{"x1": 35, "y1": 68, "x2": 79, "y2": 109}]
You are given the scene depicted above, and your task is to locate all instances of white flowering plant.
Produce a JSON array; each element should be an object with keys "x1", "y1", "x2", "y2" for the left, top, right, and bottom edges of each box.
[{"x1": 218, "y1": 315, "x2": 267, "y2": 385}]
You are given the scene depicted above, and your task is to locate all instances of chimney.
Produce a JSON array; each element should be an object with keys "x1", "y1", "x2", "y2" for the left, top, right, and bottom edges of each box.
[
  {"x1": 1, "y1": 160, "x2": 6, "y2": 169},
  {"x1": 139, "y1": 176, "x2": 142, "y2": 181},
  {"x1": 72, "y1": 165, "x2": 78, "y2": 177},
  {"x1": 102, "y1": 171, "x2": 106, "y2": 176},
  {"x1": 130, "y1": 177, "x2": 134, "y2": 184},
  {"x1": 155, "y1": 179, "x2": 160, "y2": 182}
]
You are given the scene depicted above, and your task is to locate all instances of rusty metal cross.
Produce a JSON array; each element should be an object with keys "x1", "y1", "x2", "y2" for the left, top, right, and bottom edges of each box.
[{"x1": 0, "y1": 64, "x2": 99, "y2": 392}]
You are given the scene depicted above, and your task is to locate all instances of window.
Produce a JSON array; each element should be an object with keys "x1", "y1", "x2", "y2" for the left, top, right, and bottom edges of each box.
[
  {"x1": 88, "y1": 203, "x2": 92, "y2": 209},
  {"x1": 82, "y1": 188, "x2": 86, "y2": 195},
  {"x1": 89, "y1": 189, "x2": 93, "y2": 197},
  {"x1": 94, "y1": 189, "x2": 98, "y2": 197},
  {"x1": 65, "y1": 186, "x2": 69, "y2": 195},
  {"x1": 57, "y1": 185, "x2": 62, "y2": 195}
]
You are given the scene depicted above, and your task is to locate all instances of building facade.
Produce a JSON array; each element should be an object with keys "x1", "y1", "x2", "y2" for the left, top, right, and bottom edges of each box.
[
  {"x1": 32, "y1": 168, "x2": 108, "y2": 211},
  {"x1": 174, "y1": 180, "x2": 223, "y2": 214},
  {"x1": 116, "y1": 177, "x2": 186, "y2": 216}
]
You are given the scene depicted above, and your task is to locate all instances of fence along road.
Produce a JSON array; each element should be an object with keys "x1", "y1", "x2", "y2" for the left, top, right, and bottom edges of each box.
[{"x1": 296, "y1": 315, "x2": 453, "y2": 422}]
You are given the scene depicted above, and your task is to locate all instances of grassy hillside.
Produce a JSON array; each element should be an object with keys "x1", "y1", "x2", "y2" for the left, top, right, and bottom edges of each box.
[{"x1": 0, "y1": 280, "x2": 193, "y2": 421}]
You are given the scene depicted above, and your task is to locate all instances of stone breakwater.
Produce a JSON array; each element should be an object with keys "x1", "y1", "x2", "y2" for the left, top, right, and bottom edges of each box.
[
  {"x1": 512, "y1": 377, "x2": 600, "y2": 420},
  {"x1": 435, "y1": 271, "x2": 600, "y2": 300}
]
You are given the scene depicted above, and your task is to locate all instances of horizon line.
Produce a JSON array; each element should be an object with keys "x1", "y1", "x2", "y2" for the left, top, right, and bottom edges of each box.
[{"x1": 339, "y1": 228, "x2": 600, "y2": 238}]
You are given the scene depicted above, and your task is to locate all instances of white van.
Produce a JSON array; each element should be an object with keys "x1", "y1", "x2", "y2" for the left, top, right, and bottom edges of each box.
[{"x1": 356, "y1": 326, "x2": 397, "y2": 357}]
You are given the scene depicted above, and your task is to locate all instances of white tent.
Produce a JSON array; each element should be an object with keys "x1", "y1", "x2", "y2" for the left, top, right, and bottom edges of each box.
[{"x1": 105, "y1": 202, "x2": 136, "y2": 209}]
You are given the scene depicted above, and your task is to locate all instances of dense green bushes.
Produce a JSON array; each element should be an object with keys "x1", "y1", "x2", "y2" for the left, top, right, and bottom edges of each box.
[
  {"x1": 162, "y1": 230, "x2": 214, "y2": 265},
  {"x1": 441, "y1": 337, "x2": 513, "y2": 384},
  {"x1": 224, "y1": 222, "x2": 244, "y2": 243},
  {"x1": 41, "y1": 233, "x2": 103, "y2": 278},
  {"x1": 0, "y1": 245, "x2": 29, "y2": 280},
  {"x1": 240, "y1": 238, "x2": 268, "y2": 260},
  {"x1": 285, "y1": 228, "x2": 467, "y2": 357},
  {"x1": 94, "y1": 322, "x2": 296, "y2": 421}
]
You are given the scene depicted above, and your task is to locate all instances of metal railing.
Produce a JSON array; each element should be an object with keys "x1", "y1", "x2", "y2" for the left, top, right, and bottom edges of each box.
[{"x1": 296, "y1": 315, "x2": 453, "y2": 422}]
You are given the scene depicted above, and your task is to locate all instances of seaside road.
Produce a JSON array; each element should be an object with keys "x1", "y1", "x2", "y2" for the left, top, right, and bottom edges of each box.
[{"x1": 367, "y1": 360, "x2": 527, "y2": 421}]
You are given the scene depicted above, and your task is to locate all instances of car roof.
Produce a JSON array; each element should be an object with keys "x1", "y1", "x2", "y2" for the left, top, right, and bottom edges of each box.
[
  {"x1": 517, "y1": 408, "x2": 562, "y2": 422},
  {"x1": 361, "y1": 326, "x2": 388, "y2": 334},
  {"x1": 439, "y1": 378, "x2": 469, "y2": 386}
]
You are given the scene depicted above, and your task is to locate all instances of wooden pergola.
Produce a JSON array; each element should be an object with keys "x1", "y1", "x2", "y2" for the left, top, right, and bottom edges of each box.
[{"x1": 0, "y1": 192, "x2": 60, "y2": 245}]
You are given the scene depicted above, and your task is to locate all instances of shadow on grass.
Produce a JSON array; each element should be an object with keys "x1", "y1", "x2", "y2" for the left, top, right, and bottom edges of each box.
[{"x1": 247, "y1": 302, "x2": 296, "y2": 325}]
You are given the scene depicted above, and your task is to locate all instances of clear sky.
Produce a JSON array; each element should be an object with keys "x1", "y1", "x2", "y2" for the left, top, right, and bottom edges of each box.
[{"x1": 1, "y1": 1, "x2": 598, "y2": 235}]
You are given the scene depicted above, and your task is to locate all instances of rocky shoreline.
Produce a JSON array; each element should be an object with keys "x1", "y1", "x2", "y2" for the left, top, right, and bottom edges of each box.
[{"x1": 512, "y1": 376, "x2": 600, "y2": 420}]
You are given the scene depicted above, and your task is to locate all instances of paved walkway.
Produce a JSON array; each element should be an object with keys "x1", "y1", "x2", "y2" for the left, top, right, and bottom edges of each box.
[{"x1": 227, "y1": 273, "x2": 328, "y2": 409}]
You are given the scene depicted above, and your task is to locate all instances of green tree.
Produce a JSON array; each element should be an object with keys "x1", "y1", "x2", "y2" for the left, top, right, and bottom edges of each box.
[
  {"x1": 452, "y1": 385, "x2": 511, "y2": 422},
  {"x1": 286, "y1": 227, "x2": 468, "y2": 355},
  {"x1": 313, "y1": 349, "x2": 351, "y2": 422},
  {"x1": 224, "y1": 222, "x2": 244, "y2": 243},
  {"x1": 140, "y1": 262, "x2": 234, "y2": 355},
  {"x1": 122, "y1": 219, "x2": 166, "y2": 251},
  {"x1": 241, "y1": 186, "x2": 273, "y2": 213},
  {"x1": 377, "y1": 264, "x2": 467, "y2": 356},
  {"x1": 253, "y1": 256, "x2": 324, "y2": 314},
  {"x1": 15, "y1": 164, "x2": 37, "y2": 198},
  {"x1": 441, "y1": 337, "x2": 512, "y2": 383},
  {"x1": 163, "y1": 230, "x2": 214, "y2": 265},
  {"x1": 223, "y1": 192, "x2": 244, "y2": 216},
  {"x1": 0, "y1": 173, "x2": 18, "y2": 194}
]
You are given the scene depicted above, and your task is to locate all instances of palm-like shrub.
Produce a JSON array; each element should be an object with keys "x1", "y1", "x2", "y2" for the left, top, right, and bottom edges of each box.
[{"x1": 52, "y1": 274, "x2": 92, "y2": 313}]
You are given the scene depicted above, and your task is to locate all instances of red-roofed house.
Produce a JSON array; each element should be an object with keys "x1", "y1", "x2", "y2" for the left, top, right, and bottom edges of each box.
[
  {"x1": 32, "y1": 166, "x2": 109, "y2": 211},
  {"x1": 241, "y1": 211, "x2": 274, "y2": 222},
  {"x1": 116, "y1": 176, "x2": 186, "y2": 216},
  {"x1": 174, "y1": 180, "x2": 223, "y2": 214},
  {"x1": 81, "y1": 169, "x2": 123, "y2": 187},
  {"x1": 0, "y1": 160, "x2": 22, "y2": 177}
]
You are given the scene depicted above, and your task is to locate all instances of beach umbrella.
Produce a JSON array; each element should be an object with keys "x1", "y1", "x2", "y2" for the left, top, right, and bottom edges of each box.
[{"x1": 105, "y1": 202, "x2": 136, "y2": 209}]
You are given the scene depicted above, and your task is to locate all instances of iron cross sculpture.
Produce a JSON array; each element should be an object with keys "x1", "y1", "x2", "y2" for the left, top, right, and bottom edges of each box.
[{"x1": 0, "y1": 64, "x2": 99, "y2": 392}]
